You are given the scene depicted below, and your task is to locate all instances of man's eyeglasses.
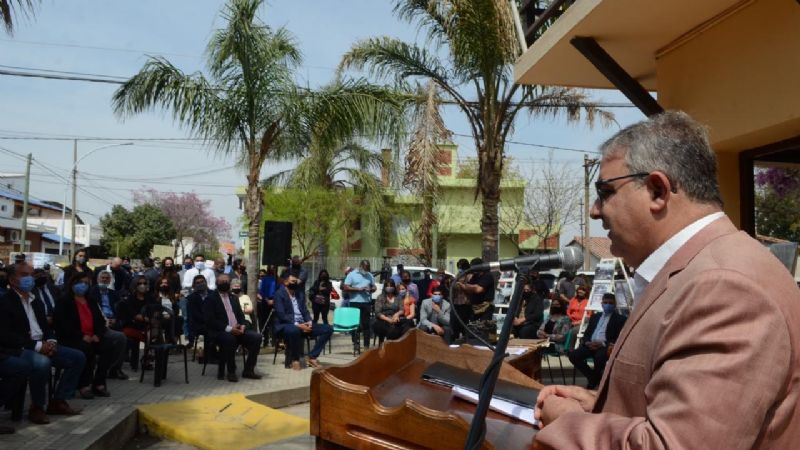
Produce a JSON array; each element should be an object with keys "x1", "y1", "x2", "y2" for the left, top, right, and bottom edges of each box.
[{"x1": 594, "y1": 172, "x2": 650, "y2": 204}]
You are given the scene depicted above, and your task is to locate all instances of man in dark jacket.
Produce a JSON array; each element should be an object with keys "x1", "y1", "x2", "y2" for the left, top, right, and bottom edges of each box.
[
  {"x1": 273, "y1": 272, "x2": 332, "y2": 370},
  {"x1": 512, "y1": 283, "x2": 545, "y2": 339},
  {"x1": 568, "y1": 293, "x2": 627, "y2": 389},
  {"x1": 0, "y1": 262, "x2": 85, "y2": 424},
  {"x1": 202, "y1": 274, "x2": 262, "y2": 382}
]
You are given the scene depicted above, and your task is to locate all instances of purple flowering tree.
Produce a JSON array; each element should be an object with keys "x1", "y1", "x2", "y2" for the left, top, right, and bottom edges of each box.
[
  {"x1": 134, "y1": 189, "x2": 231, "y2": 258},
  {"x1": 754, "y1": 168, "x2": 800, "y2": 242}
]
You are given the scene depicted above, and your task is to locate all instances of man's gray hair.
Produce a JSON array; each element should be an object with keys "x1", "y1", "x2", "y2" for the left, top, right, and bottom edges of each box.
[{"x1": 600, "y1": 111, "x2": 723, "y2": 207}]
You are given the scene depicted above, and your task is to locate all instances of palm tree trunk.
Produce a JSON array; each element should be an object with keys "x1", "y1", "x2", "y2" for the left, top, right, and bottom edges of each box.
[
  {"x1": 245, "y1": 174, "x2": 263, "y2": 331},
  {"x1": 420, "y1": 193, "x2": 435, "y2": 266},
  {"x1": 480, "y1": 170, "x2": 501, "y2": 262}
]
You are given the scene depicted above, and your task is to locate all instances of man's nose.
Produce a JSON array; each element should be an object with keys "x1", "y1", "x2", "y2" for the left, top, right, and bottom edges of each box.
[{"x1": 589, "y1": 199, "x2": 602, "y2": 220}]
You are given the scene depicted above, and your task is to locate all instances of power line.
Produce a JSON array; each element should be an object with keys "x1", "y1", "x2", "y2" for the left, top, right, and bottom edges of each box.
[{"x1": 0, "y1": 38, "x2": 200, "y2": 59}]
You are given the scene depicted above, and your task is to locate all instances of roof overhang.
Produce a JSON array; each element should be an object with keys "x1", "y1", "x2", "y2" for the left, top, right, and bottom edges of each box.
[{"x1": 514, "y1": 0, "x2": 749, "y2": 90}]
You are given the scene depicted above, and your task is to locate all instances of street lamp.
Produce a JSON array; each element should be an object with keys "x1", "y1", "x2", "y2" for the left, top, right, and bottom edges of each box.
[{"x1": 69, "y1": 141, "x2": 133, "y2": 258}]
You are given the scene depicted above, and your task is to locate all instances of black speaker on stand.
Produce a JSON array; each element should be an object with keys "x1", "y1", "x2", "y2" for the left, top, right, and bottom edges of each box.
[{"x1": 262, "y1": 221, "x2": 292, "y2": 266}]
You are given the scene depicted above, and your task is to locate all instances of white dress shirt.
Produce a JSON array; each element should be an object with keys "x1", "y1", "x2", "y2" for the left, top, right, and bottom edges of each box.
[
  {"x1": 631, "y1": 212, "x2": 725, "y2": 303},
  {"x1": 182, "y1": 267, "x2": 217, "y2": 289},
  {"x1": 18, "y1": 289, "x2": 46, "y2": 352}
]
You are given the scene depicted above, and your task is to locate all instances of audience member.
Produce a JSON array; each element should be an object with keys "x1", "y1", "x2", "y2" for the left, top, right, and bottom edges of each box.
[
  {"x1": 230, "y1": 259, "x2": 248, "y2": 294},
  {"x1": 33, "y1": 268, "x2": 57, "y2": 324},
  {"x1": 202, "y1": 274, "x2": 262, "y2": 381},
  {"x1": 568, "y1": 293, "x2": 626, "y2": 389},
  {"x1": 308, "y1": 269, "x2": 332, "y2": 325},
  {"x1": 89, "y1": 270, "x2": 128, "y2": 380},
  {"x1": 390, "y1": 263, "x2": 404, "y2": 285},
  {"x1": 181, "y1": 254, "x2": 216, "y2": 290},
  {"x1": 556, "y1": 271, "x2": 577, "y2": 303},
  {"x1": 372, "y1": 280, "x2": 413, "y2": 343},
  {"x1": 62, "y1": 248, "x2": 91, "y2": 287},
  {"x1": 449, "y1": 258, "x2": 472, "y2": 343},
  {"x1": 280, "y1": 256, "x2": 308, "y2": 290},
  {"x1": 343, "y1": 260, "x2": 376, "y2": 349},
  {"x1": 0, "y1": 262, "x2": 84, "y2": 424},
  {"x1": 273, "y1": 273, "x2": 332, "y2": 370},
  {"x1": 458, "y1": 258, "x2": 496, "y2": 321},
  {"x1": 185, "y1": 275, "x2": 210, "y2": 347},
  {"x1": 231, "y1": 278, "x2": 254, "y2": 326},
  {"x1": 418, "y1": 287, "x2": 452, "y2": 343},
  {"x1": 567, "y1": 285, "x2": 591, "y2": 326},
  {"x1": 512, "y1": 283, "x2": 545, "y2": 339},
  {"x1": 537, "y1": 299, "x2": 571, "y2": 353},
  {"x1": 115, "y1": 276, "x2": 157, "y2": 371}
]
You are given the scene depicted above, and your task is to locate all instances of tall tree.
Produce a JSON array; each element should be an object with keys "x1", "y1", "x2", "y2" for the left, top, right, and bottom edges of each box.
[
  {"x1": 0, "y1": 0, "x2": 36, "y2": 35},
  {"x1": 523, "y1": 153, "x2": 582, "y2": 251},
  {"x1": 113, "y1": 0, "x2": 405, "y2": 313},
  {"x1": 133, "y1": 189, "x2": 232, "y2": 258},
  {"x1": 100, "y1": 204, "x2": 176, "y2": 259},
  {"x1": 340, "y1": 0, "x2": 613, "y2": 260},
  {"x1": 403, "y1": 81, "x2": 452, "y2": 265}
]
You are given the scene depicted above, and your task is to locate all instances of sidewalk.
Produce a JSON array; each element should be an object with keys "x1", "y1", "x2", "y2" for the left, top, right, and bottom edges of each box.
[{"x1": 0, "y1": 335, "x2": 360, "y2": 450}]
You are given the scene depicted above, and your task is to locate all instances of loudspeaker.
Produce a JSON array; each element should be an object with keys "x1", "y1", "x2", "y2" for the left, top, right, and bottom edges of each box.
[{"x1": 262, "y1": 221, "x2": 292, "y2": 266}]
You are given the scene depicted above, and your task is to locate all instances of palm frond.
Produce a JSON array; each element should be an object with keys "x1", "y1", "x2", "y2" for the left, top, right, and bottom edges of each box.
[{"x1": 0, "y1": 0, "x2": 36, "y2": 34}]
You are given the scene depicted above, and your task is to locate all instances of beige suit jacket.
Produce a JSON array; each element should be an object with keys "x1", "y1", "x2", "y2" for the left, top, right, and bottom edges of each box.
[{"x1": 536, "y1": 216, "x2": 800, "y2": 449}]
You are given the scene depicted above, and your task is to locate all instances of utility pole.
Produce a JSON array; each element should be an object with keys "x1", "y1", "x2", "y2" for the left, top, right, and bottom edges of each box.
[
  {"x1": 70, "y1": 139, "x2": 77, "y2": 259},
  {"x1": 582, "y1": 154, "x2": 599, "y2": 271},
  {"x1": 20, "y1": 153, "x2": 32, "y2": 253},
  {"x1": 59, "y1": 190, "x2": 66, "y2": 255}
]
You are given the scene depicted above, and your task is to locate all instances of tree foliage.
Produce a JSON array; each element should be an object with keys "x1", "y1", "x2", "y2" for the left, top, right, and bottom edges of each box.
[
  {"x1": 339, "y1": 0, "x2": 613, "y2": 260},
  {"x1": 755, "y1": 168, "x2": 800, "y2": 242},
  {"x1": 99, "y1": 204, "x2": 176, "y2": 259},
  {"x1": 523, "y1": 153, "x2": 582, "y2": 251},
  {"x1": 1, "y1": 0, "x2": 37, "y2": 34},
  {"x1": 133, "y1": 189, "x2": 232, "y2": 258}
]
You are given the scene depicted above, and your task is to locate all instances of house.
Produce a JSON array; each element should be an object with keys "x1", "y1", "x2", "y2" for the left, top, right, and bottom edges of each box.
[
  {"x1": 566, "y1": 236, "x2": 614, "y2": 270},
  {"x1": 514, "y1": 0, "x2": 800, "y2": 237},
  {"x1": 0, "y1": 187, "x2": 61, "y2": 253}
]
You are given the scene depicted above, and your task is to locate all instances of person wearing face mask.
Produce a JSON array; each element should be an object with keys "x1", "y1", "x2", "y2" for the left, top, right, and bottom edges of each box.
[
  {"x1": 273, "y1": 272, "x2": 333, "y2": 370},
  {"x1": 115, "y1": 275, "x2": 158, "y2": 371},
  {"x1": 62, "y1": 249, "x2": 91, "y2": 288},
  {"x1": 231, "y1": 278, "x2": 254, "y2": 326},
  {"x1": 0, "y1": 262, "x2": 86, "y2": 424},
  {"x1": 155, "y1": 276, "x2": 180, "y2": 344},
  {"x1": 88, "y1": 270, "x2": 129, "y2": 380},
  {"x1": 343, "y1": 260, "x2": 377, "y2": 350},
  {"x1": 54, "y1": 273, "x2": 124, "y2": 399},
  {"x1": 567, "y1": 285, "x2": 591, "y2": 326},
  {"x1": 308, "y1": 270, "x2": 333, "y2": 325},
  {"x1": 512, "y1": 283, "x2": 545, "y2": 339},
  {"x1": 279, "y1": 256, "x2": 308, "y2": 290},
  {"x1": 185, "y1": 275, "x2": 215, "y2": 363},
  {"x1": 33, "y1": 268, "x2": 57, "y2": 324},
  {"x1": 418, "y1": 287, "x2": 452, "y2": 343},
  {"x1": 449, "y1": 258, "x2": 472, "y2": 343},
  {"x1": 568, "y1": 293, "x2": 627, "y2": 390},
  {"x1": 203, "y1": 274, "x2": 263, "y2": 381},
  {"x1": 372, "y1": 280, "x2": 413, "y2": 344},
  {"x1": 181, "y1": 254, "x2": 216, "y2": 290},
  {"x1": 537, "y1": 299, "x2": 572, "y2": 353}
]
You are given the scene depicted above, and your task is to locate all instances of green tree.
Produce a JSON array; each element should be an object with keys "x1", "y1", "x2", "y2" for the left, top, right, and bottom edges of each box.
[
  {"x1": 100, "y1": 204, "x2": 176, "y2": 259},
  {"x1": 340, "y1": 0, "x2": 613, "y2": 260},
  {"x1": 1, "y1": 0, "x2": 36, "y2": 35},
  {"x1": 112, "y1": 0, "x2": 405, "y2": 308},
  {"x1": 755, "y1": 168, "x2": 800, "y2": 242}
]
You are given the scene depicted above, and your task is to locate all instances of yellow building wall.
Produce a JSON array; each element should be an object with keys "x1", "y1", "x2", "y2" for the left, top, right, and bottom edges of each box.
[{"x1": 656, "y1": 0, "x2": 800, "y2": 153}]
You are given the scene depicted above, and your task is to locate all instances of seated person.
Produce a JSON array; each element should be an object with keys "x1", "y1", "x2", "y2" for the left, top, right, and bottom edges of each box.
[
  {"x1": 372, "y1": 280, "x2": 413, "y2": 343},
  {"x1": 567, "y1": 285, "x2": 591, "y2": 326},
  {"x1": 418, "y1": 287, "x2": 452, "y2": 343},
  {"x1": 114, "y1": 275, "x2": 160, "y2": 371},
  {"x1": 185, "y1": 274, "x2": 210, "y2": 345},
  {"x1": 202, "y1": 274, "x2": 262, "y2": 381},
  {"x1": 273, "y1": 272, "x2": 333, "y2": 370},
  {"x1": 0, "y1": 262, "x2": 84, "y2": 424},
  {"x1": 512, "y1": 284, "x2": 545, "y2": 339},
  {"x1": 537, "y1": 299, "x2": 572, "y2": 353},
  {"x1": 54, "y1": 272, "x2": 126, "y2": 399},
  {"x1": 231, "y1": 278, "x2": 254, "y2": 327},
  {"x1": 155, "y1": 276, "x2": 181, "y2": 344},
  {"x1": 89, "y1": 270, "x2": 129, "y2": 380},
  {"x1": 399, "y1": 282, "x2": 416, "y2": 325},
  {"x1": 568, "y1": 293, "x2": 627, "y2": 389}
]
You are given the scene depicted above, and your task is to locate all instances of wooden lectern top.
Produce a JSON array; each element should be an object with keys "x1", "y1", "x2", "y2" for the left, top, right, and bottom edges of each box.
[{"x1": 311, "y1": 330, "x2": 544, "y2": 450}]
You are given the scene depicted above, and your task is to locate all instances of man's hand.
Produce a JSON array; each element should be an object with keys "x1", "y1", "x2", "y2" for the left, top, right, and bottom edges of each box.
[
  {"x1": 267, "y1": 299, "x2": 274, "y2": 306},
  {"x1": 231, "y1": 325, "x2": 244, "y2": 336},
  {"x1": 91, "y1": 335, "x2": 100, "y2": 343},
  {"x1": 586, "y1": 341, "x2": 603, "y2": 351},
  {"x1": 82, "y1": 335, "x2": 93, "y2": 343},
  {"x1": 135, "y1": 314, "x2": 144, "y2": 322},
  {"x1": 535, "y1": 385, "x2": 597, "y2": 426},
  {"x1": 513, "y1": 317, "x2": 525, "y2": 326},
  {"x1": 432, "y1": 324, "x2": 444, "y2": 336},
  {"x1": 40, "y1": 341, "x2": 56, "y2": 355},
  {"x1": 431, "y1": 303, "x2": 441, "y2": 313}
]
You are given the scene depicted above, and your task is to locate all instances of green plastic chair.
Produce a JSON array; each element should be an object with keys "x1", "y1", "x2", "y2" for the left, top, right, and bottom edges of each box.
[{"x1": 333, "y1": 307, "x2": 362, "y2": 356}]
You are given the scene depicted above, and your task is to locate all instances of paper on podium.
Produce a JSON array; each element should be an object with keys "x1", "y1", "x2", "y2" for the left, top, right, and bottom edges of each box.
[{"x1": 452, "y1": 386, "x2": 541, "y2": 428}]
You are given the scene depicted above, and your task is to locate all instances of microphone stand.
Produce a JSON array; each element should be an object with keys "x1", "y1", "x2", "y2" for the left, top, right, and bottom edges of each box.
[{"x1": 463, "y1": 264, "x2": 533, "y2": 450}]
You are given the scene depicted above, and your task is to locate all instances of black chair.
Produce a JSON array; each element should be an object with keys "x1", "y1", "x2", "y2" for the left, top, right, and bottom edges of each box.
[
  {"x1": 139, "y1": 318, "x2": 188, "y2": 387},
  {"x1": 201, "y1": 335, "x2": 246, "y2": 377}
]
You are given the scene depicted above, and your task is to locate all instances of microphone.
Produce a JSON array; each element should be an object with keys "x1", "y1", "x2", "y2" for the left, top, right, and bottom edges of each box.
[{"x1": 469, "y1": 247, "x2": 584, "y2": 273}]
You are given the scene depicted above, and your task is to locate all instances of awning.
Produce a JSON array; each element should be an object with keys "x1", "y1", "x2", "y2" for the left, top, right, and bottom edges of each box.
[{"x1": 42, "y1": 233, "x2": 71, "y2": 244}]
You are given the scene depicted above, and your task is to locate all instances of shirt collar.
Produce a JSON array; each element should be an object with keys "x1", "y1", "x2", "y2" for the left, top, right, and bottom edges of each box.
[{"x1": 635, "y1": 212, "x2": 724, "y2": 286}]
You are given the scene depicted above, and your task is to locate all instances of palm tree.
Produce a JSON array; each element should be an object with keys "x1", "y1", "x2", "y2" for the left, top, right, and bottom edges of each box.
[
  {"x1": 340, "y1": 0, "x2": 613, "y2": 261},
  {"x1": 113, "y1": 0, "x2": 405, "y2": 314},
  {"x1": 1, "y1": 0, "x2": 37, "y2": 34},
  {"x1": 404, "y1": 81, "x2": 452, "y2": 265}
]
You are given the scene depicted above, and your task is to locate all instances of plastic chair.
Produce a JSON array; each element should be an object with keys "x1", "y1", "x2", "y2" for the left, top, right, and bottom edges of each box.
[
  {"x1": 541, "y1": 329, "x2": 573, "y2": 384},
  {"x1": 332, "y1": 307, "x2": 361, "y2": 356},
  {"x1": 139, "y1": 319, "x2": 188, "y2": 387}
]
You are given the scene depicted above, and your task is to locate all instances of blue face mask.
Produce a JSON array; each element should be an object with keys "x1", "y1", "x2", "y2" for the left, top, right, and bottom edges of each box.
[
  {"x1": 602, "y1": 303, "x2": 616, "y2": 315},
  {"x1": 18, "y1": 275, "x2": 35, "y2": 293},
  {"x1": 432, "y1": 295, "x2": 443, "y2": 304},
  {"x1": 72, "y1": 282, "x2": 89, "y2": 296}
]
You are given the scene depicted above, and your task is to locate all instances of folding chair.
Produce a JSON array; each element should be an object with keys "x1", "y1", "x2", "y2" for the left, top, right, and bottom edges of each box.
[
  {"x1": 332, "y1": 307, "x2": 361, "y2": 356},
  {"x1": 541, "y1": 329, "x2": 573, "y2": 384}
]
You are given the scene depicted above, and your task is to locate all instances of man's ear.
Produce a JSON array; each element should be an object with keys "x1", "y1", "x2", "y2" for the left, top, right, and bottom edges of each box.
[{"x1": 647, "y1": 172, "x2": 672, "y2": 212}]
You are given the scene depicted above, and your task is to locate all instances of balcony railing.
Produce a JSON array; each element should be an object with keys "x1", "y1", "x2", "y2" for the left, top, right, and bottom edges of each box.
[{"x1": 518, "y1": 0, "x2": 576, "y2": 47}]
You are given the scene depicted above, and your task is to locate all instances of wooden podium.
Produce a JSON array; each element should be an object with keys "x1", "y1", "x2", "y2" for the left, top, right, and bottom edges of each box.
[{"x1": 311, "y1": 330, "x2": 544, "y2": 449}]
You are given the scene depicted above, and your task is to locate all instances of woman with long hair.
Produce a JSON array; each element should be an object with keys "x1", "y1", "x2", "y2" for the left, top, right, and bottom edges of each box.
[
  {"x1": 62, "y1": 248, "x2": 90, "y2": 287},
  {"x1": 308, "y1": 269, "x2": 332, "y2": 325},
  {"x1": 372, "y1": 279, "x2": 414, "y2": 344},
  {"x1": 115, "y1": 275, "x2": 157, "y2": 371}
]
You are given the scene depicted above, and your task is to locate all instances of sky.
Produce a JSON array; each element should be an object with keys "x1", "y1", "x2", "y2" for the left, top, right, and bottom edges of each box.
[{"x1": 0, "y1": 0, "x2": 646, "y2": 249}]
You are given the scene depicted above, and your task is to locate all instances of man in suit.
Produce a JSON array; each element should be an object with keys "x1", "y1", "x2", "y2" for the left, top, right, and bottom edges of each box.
[
  {"x1": 202, "y1": 274, "x2": 262, "y2": 382},
  {"x1": 0, "y1": 262, "x2": 85, "y2": 424},
  {"x1": 568, "y1": 293, "x2": 626, "y2": 389},
  {"x1": 33, "y1": 268, "x2": 58, "y2": 323},
  {"x1": 273, "y1": 272, "x2": 333, "y2": 370},
  {"x1": 535, "y1": 111, "x2": 800, "y2": 449}
]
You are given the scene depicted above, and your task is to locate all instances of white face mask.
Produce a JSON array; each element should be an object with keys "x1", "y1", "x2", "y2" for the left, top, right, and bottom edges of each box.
[{"x1": 195, "y1": 261, "x2": 205, "y2": 271}]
